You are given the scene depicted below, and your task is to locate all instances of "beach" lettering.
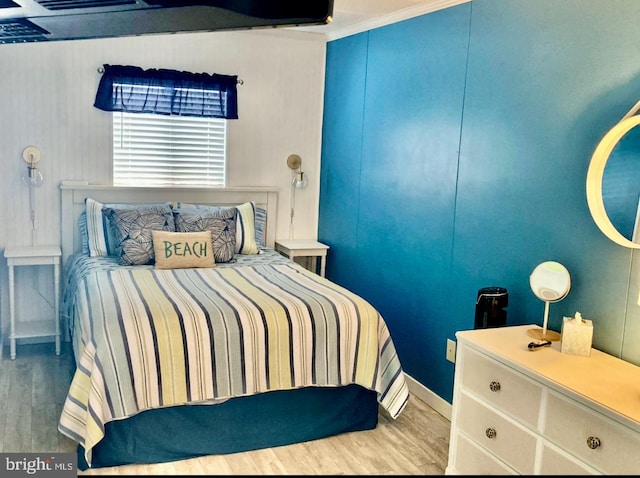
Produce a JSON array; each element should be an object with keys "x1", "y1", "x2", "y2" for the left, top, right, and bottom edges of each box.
[{"x1": 162, "y1": 240, "x2": 208, "y2": 258}]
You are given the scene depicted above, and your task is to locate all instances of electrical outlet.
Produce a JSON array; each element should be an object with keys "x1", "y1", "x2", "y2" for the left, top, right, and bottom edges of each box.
[{"x1": 446, "y1": 339, "x2": 456, "y2": 363}]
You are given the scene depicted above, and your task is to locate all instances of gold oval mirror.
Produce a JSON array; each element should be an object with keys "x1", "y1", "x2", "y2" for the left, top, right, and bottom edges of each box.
[{"x1": 586, "y1": 115, "x2": 640, "y2": 249}]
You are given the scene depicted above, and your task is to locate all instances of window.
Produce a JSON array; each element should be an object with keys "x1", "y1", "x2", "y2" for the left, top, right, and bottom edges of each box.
[
  {"x1": 95, "y1": 64, "x2": 238, "y2": 188},
  {"x1": 113, "y1": 112, "x2": 227, "y2": 187}
]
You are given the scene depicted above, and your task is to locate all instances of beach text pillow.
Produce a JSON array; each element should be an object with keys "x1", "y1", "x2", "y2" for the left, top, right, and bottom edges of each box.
[{"x1": 153, "y1": 230, "x2": 215, "y2": 269}]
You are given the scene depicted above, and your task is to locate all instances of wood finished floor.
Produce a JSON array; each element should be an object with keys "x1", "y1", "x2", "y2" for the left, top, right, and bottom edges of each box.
[{"x1": 0, "y1": 342, "x2": 451, "y2": 475}]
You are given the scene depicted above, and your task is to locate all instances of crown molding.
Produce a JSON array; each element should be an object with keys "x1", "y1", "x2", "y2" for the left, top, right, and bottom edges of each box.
[{"x1": 324, "y1": 0, "x2": 473, "y2": 41}]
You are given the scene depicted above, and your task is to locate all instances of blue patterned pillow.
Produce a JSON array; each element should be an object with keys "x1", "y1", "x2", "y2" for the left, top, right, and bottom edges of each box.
[
  {"x1": 174, "y1": 207, "x2": 237, "y2": 263},
  {"x1": 174, "y1": 201, "x2": 265, "y2": 254},
  {"x1": 104, "y1": 204, "x2": 176, "y2": 265},
  {"x1": 83, "y1": 198, "x2": 174, "y2": 257}
]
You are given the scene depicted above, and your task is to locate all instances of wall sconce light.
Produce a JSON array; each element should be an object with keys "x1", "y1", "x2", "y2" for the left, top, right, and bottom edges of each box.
[
  {"x1": 22, "y1": 145, "x2": 44, "y2": 187},
  {"x1": 22, "y1": 146, "x2": 43, "y2": 246},
  {"x1": 287, "y1": 153, "x2": 308, "y2": 189},
  {"x1": 286, "y1": 153, "x2": 308, "y2": 239}
]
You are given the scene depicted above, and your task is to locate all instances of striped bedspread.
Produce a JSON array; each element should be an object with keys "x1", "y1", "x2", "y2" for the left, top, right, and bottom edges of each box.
[{"x1": 58, "y1": 254, "x2": 409, "y2": 466}]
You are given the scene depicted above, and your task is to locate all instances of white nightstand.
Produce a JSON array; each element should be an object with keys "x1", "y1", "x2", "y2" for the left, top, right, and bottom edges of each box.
[
  {"x1": 4, "y1": 245, "x2": 62, "y2": 360},
  {"x1": 275, "y1": 239, "x2": 329, "y2": 277}
]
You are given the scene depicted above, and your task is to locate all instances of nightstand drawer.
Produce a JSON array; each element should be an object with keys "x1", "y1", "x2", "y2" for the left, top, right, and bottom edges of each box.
[
  {"x1": 544, "y1": 390, "x2": 640, "y2": 474},
  {"x1": 458, "y1": 391, "x2": 538, "y2": 474},
  {"x1": 461, "y1": 346, "x2": 543, "y2": 428}
]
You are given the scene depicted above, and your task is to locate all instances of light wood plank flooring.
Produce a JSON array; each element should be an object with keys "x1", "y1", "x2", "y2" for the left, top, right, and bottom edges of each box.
[{"x1": 1, "y1": 342, "x2": 451, "y2": 475}]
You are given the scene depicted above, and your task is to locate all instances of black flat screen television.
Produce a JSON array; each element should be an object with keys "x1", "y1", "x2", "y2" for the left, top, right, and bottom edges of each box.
[{"x1": 0, "y1": 0, "x2": 334, "y2": 44}]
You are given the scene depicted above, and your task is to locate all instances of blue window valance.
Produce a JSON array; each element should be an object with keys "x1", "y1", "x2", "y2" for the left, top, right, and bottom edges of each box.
[{"x1": 94, "y1": 64, "x2": 239, "y2": 119}]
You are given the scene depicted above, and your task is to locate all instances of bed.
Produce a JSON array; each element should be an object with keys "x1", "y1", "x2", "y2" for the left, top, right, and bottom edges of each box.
[{"x1": 56, "y1": 183, "x2": 409, "y2": 470}]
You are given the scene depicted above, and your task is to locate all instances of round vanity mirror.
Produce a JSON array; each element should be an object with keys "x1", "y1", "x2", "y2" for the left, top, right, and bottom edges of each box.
[
  {"x1": 527, "y1": 261, "x2": 571, "y2": 341},
  {"x1": 586, "y1": 115, "x2": 640, "y2": 248}
]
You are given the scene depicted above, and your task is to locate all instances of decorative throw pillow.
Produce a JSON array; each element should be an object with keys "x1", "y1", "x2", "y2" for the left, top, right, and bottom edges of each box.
[
  {"x1": 79, "y1": 211, "x2": 90, "y2": 255},
  {"x1": 255, "y1": 206, "x2": 267, "y2": 247},
  {"x1": 173, "y1": 201, "x2": 264, "y2": 253},
  {"x1": 153, "y1": 230, "x2": 215, "y2": 269},
  {"x1": 174, "y1": 207, "x2": 237, "y2": 263},
  {"x1": 235, "y1": 201, "x2": 260, "y2": 255},
  {"x1": 104, "y1": 204, "x2": 176, "y2": 265},
  {"x1": 85, "y1": 197, "x2": 120, "y2": 257},
  {"x1": 83, "y1": 198, "x2": 174, "y2": 257}
]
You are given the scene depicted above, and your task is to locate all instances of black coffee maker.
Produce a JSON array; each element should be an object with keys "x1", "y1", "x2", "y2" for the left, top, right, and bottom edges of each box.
[{"x1": 474, "y1": 286, "x2": 508, "y2": 329}]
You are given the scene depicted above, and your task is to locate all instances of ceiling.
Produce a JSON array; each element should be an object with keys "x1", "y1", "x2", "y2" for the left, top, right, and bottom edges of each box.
[{"x1": 0, "y1": 0, "x2": 467, "y2": 44}]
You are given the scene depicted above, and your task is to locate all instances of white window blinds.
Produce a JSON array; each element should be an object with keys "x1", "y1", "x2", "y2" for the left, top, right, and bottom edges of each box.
[{"x1": 113, "y1": 112, "x2": 227, "y2": 187}]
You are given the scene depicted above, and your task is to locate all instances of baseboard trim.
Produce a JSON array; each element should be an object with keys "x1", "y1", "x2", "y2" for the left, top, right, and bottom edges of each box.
[{"x1": 404, "y1": 373, "x2": 452, "y2": 421}]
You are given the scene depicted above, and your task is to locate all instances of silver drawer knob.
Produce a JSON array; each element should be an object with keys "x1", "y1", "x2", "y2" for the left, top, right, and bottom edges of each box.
[
  {"x1": 586, "y1": 436, "x2": 601, "y2": 449},
  {"x1": 489, "y1": 381, "x2": 501, "y2": 392},
  {"x1": 485, "y1": 427, "x2": 497, "y2": 439}
]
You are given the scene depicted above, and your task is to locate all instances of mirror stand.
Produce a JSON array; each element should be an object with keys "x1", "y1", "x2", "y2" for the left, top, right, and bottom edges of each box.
[
  {"x1": 527, "y1": 261, "x2": 571, "y2": 342},
  {"x1": 527, "y1": 300, "x2": 562, "y2": 341}
]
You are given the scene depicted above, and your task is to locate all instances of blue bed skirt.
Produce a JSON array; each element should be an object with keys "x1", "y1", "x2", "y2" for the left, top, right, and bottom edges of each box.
[{"x1": 78, "y1": 384, "x2": 379, "y2": 470}]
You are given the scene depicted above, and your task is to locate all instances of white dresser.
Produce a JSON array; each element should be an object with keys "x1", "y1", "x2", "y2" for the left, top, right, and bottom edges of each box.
[{"x1": 446, "y1": 325, "x2": 640, "y2": 475}]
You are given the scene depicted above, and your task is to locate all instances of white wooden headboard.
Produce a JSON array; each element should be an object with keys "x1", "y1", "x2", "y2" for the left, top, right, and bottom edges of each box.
[{"x1": 60, "y1": 181, "x2": 279, "y2": 264}]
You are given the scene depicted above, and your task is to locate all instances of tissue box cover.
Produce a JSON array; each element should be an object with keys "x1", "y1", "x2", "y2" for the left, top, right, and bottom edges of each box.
[{"x1": 561, "y1": 316, "x2": 593, "y2": 357}]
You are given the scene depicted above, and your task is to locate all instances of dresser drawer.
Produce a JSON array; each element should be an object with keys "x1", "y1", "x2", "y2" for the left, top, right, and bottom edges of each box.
[
  {"x1": 539, "y1": 442, "x2": 599, "y2": 475},
  {"x1": 460, "y1": 346, "x2": 543, "y2": 428},
  {"x1": 544, "y1": 391, "x2": 640, "y2": 474},
  {"x1": 452, "y1": 432, "x2": 517, "y2": 475},
  {"x1": 457, "y1": 391, "x2": 538, "y2": 474}
]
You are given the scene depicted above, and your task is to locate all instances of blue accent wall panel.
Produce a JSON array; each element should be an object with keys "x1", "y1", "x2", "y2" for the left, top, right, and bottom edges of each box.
[
  {"x1": 319, "y1": 34, "x2": 368, "y2": 286},
  {"x1": 359, "y1": 10, "x2": 470, "y2": 401},
  {"x1": 320, "y1": 0, "x2": 640, "y2": 403},
  {"x1": 452, "y1": 0, "x2": 634, "y2": 355}
]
